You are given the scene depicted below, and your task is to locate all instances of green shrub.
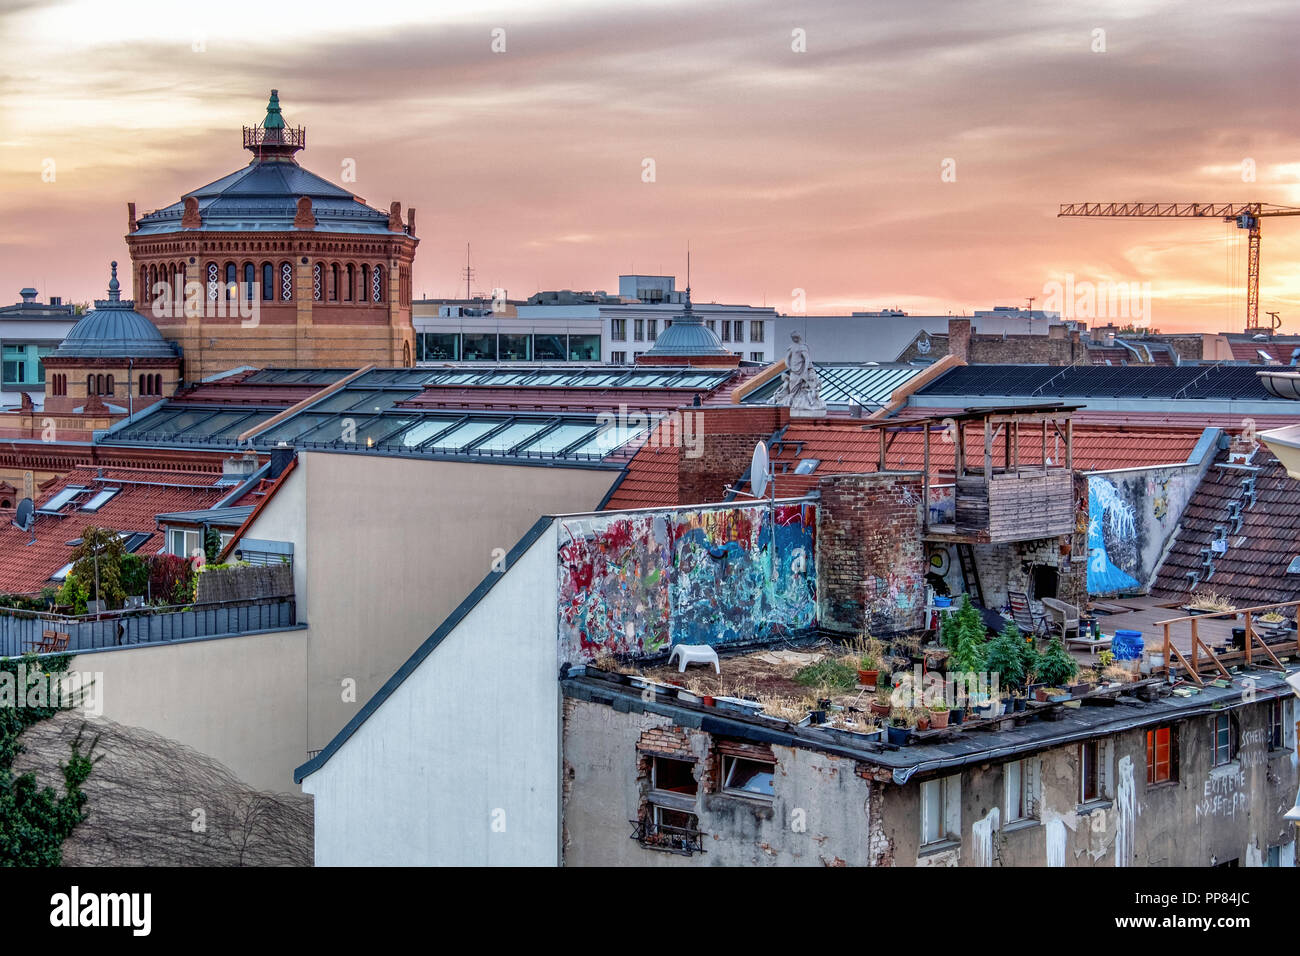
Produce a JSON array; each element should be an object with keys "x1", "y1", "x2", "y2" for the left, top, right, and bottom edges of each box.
[
  {"x1": 983, "y1": 622, "x2": 1028, "y2": 688},
  {"x1": 794, "y1": 659, "x2": 857, "y2": 691},
  {"x1": 1036, "y1": 636, "x2": 1079, "y2": 686}
]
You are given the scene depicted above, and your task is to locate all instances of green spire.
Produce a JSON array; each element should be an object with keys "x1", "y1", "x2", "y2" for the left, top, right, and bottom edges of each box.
[{"x1": 263, "y1": 89, "x2": 285, "y2": 130}]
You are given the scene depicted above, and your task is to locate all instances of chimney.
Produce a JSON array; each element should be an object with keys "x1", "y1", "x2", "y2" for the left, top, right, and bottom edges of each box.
[
  {"x1": 49, "y1": 297, "x2": 61, "y2": 306},
  {"x1": 947, "y1": 318, "x2": 971, "y2": 363},
  {"x1": 1048, "y1": 324, "x2": 1066, "y2": 340},
  {"x1": 223, "y1": 454, "x2": 260, "y2": 480},
  {"x1": 406, "y1": 207, "x2": 416, "y2": 236},
  {"x1": 127, "y1": 201, "x2": 137, "y2": 234},
  {"x1": 269, "y1": 444, "x2": 295, "y2": 480},
  {"x1": 19, "y1": 288, "x2": 36, "y2": 304}
]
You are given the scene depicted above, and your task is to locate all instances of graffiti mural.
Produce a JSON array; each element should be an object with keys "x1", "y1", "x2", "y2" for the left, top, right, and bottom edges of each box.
[
  {"x1": 1088, "y1": 476, "x2": 1140, "y2": 594},
  {"x1": 1087, "y1": 465, "x2": 1199, "y2": 595},
  {"x1": 558, "y1": 503, "x2": 817, "y2": 662}
]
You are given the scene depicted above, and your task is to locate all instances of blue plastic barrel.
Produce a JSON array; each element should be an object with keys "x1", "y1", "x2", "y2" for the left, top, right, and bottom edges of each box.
[{"x1": 1112, "y1": 629, "x2": 1144, "y2": 660}]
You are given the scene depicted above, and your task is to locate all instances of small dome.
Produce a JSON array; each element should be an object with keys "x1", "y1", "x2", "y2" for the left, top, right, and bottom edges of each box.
[
  {"x1": 53, "y1": 262, "x2": 178, "y2": 360},
  {"x1": 642, "y1": 289, "x2": 734, "y2": 359}
]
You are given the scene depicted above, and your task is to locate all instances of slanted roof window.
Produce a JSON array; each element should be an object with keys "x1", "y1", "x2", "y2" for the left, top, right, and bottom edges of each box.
[
  {"x1": 793, "y1": 458, "x2": 820, "y2": 475},
  {"x1": 38, "y1": 486, "x2": 87, "y2": 513},
  {"x1": 79, "y1": 488, "x2": 120, "y2": 512}
]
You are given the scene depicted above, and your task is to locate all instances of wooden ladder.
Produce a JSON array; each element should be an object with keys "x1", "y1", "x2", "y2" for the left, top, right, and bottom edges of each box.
[{"x1": 957, "y1": 543, "x2": 984, "y2": 606}]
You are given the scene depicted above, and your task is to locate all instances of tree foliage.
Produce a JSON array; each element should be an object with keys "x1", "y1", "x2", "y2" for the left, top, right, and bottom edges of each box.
[{"x1": 0, "y1": 655, "x2": 99, "y2": 865}]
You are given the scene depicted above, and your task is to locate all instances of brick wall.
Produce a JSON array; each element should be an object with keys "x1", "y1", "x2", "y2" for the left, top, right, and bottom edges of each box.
[
  {"x1": 676, "y1": 405, "x2": 788, "y2": 505},
  {"x1": 816, "y1": 471, "x2": 925, "y2": 636}
]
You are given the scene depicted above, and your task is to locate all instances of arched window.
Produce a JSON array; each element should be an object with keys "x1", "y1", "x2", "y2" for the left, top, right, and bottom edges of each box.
[
  {"x1": 361, "y1": 265, "x2": 370, "y2": 302},
  {"x1": 345, "y1": 264, "x2": 355, "y2": 301},
  {"x1": 243, "y1": 263, "x2": 255, "y2": 301},
  {"x1": 87, "y1": 374, "x2": 95, "y2": 395},
  {"x1": 148, "y1": 264, "x2": 157, "y2": 292},
  {"x1": 105, "y1": 374, "x2": 114, "y2": 394},
  {"x1": 225, "y1": 262, "x2": 237, "y2": 301},
  {"x1": 373, "y1": 264, "x2": 384, "y2": 302},
  {"x1": 140, "y1": 267, "x2": 148, "y2": 298},
  {"x1": 155, "y1": 374, "x2": 162, "y2": 395},
  {"x1": 262, "y1": 263, "x2": 274, "y2": 300},
  {"x1": 330, "y1": 263, "x2": 339, "y2": 301},
  {"x1": 280, "y1": 262, "x2": 293, "y2": 301},
  {"x1": 312, "y1": 263, "x2": 322, "y2": 301},
  {"x1": 207, "y1": 261, "x2": 220, "y2": 302}
]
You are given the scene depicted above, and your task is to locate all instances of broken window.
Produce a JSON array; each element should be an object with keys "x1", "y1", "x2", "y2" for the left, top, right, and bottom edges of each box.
[
  {"x1": 721, "y1": 755, "x2": 775, "y2": 800},
  {"x1": 651, "y1": 756, "x2": 697, "y2": 795},
  {"x1": 1268, "y1": 699, "x2": 1285, "y2": 750},
  {"x1": 1146, "y1": 726, "x2": 1177, "y2": 785}
]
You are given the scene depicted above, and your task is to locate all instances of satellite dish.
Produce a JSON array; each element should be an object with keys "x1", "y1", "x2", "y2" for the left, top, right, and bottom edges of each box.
[
  {"x1": 13, "y1": 498, "x2": 34, "y2": 532},
  {"x1": 750, "y1": 441, "x2": 770, "y2": 499}
]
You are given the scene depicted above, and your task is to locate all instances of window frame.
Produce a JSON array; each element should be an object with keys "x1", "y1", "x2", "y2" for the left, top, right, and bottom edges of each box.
[
  {"x1": 1146, "y1": 725, "x2": 1177, "y2": 785},
  {"x1": 720, "y1": 753, "x2": 776, "y2": 802},
  {"x1": 1080, "y1": 740, "x2": 1101, "y2": 803},
  {"x1": 920, "y1": 774, "x2": 960, "y2": 847},
  {"x1": 1213, "y1": 713, "x2": 1236, "y2": 767},
  {"x1": 1268, "y1": 699, "x2": 1285, "y2": 750},
  {"x1": 1004, "y1": 756, "x2": 1038, "y2": 824}
]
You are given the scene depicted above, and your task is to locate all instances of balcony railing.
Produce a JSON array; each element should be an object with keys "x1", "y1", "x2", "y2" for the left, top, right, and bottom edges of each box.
[
  {"x1": 630, "y1": 816, "x2": 707, "y2": 856},
  {"x1": 0, "y1": 595, "x2": 297, "y2": 658},
  {"x1": 242, "y1": 125, "x2": 306, "y2": 152}
]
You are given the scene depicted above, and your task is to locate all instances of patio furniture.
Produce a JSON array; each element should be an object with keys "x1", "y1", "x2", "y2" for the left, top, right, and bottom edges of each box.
[
  {"x1": 668, "y1": 644, "x2": 720, "y2": 674},
  {"x1": 1007, "y1": 591, "x2": 1045, "y2": 637},
  {"x1": 1065, "y1": 634, "x2": 1113, "y2": 658},
  {"x1": 1041, "y1": 597, "x2": 1081, "y2": 642},
  {"x1": 25, "y1": 629, "x2": 69, "y2": 654}
]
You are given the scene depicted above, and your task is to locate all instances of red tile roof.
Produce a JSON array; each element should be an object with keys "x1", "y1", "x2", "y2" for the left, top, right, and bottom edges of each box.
[
  {"x1": 760, "y1": 419, "x2": 1209, "y2": 498},
  {"x1": 1153, "y1": 449, "x2": 1300, "y2": 605},
  {"x1": 0, "y1": 466, "x2": 232, "y2": 595}
]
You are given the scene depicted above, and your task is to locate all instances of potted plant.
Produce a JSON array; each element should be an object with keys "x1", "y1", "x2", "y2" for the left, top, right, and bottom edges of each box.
[
  {"x1": 1184, "y1": 589, "x2": 1236, "y2": 616},
  {"x1": 850, "y1": 634, "x2": 884, "y2": 688},
  {"x1": 870, "y1": 674, "x2": 893, "y2": 717},
  {"x1": 886, "y1": 708, "x2": 915, "y2": 747},
  {"x1": 1010, "y1": 690, "x2": 1027, "y2": 713},
  {"x1": 983, "y1": 622, "x2": 1028, "y2": 697},
  {"x1": 1036, "y1": 635, "x2": 1078, "y2": 690},
  {"x1": 928, "y1": 698, "x2": 950, "y2": 729}
]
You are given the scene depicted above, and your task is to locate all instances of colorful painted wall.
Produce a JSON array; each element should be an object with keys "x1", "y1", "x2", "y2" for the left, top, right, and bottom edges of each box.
[
  {"x1": 1087, "y1": 464, "x2": 1201, "y2": 596},
  {"x1": 557, "y1": 502, "x2": 817, "y2": 662}
]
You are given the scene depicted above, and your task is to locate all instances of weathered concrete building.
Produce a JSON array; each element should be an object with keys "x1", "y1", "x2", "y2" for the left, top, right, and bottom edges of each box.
[{"x1": 560, "y1": 667, "x2": 1297, "y2": 867}]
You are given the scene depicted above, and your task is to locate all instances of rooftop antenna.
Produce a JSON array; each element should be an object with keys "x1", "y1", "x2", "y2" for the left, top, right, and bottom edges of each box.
[{"x1": 462, "y1": 244, "x2": 476, "y2": 302}]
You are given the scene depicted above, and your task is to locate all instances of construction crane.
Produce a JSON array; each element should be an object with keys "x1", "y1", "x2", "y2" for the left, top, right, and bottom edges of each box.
[{"x1": 1058, "y1": 202, "x2": 1300, "y2": 331}]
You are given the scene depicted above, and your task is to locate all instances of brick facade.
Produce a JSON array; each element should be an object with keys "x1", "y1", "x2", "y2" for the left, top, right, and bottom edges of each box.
[
  {"x1": 676, "y1": 405, "x2": 788, "y2": 505},
  {"x1": 816, "y1": 471, "x2": 926, "y2": 636}
]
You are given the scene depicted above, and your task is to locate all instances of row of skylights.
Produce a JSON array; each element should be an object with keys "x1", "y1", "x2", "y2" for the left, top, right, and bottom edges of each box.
[
  {"x1": 102, "y1": 402, "x2": 648, "y2": 461},
  {"x1": 37, "y1": 485, "x2": 122, "y2": 515}
]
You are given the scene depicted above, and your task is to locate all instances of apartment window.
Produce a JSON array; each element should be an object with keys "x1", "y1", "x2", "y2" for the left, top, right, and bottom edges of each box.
[
  {"x1": 1004, "y1": 757, "x2": 1038, "y2": 823},
  {"x1": 732, "y1": 320, "x2": 744, "y2": 342},
  {"x1": 639, "y1": 752, "x2": 704, "y2": 855},
  {"x1": 720, "y1": 322, "x2": 731, "y2": 342},
  {"x1": 706, "y1": 320, "x2": 716, "y2": 333},
  {"x1": 634, "y1": 319, "x2": 645, "y2": 341},
  {"x1": 750, "y1": 320, "x2": 765, "y2": 343},
  {"x1": 1146, "y1": 726, "x2": 1177, "y2": 785},
  {"x1": 1213, "y1": 713, "x2": 1236, "y2": 767},
  {"x1": 611, "y1": 351, "x2": 627, "y2": 364},
  {"x1": 750, "y1": 352, "x2": 765, "y2": 363},
  {"x1": 921, "y1": 775, "x2": 960, "y2": 847},
  {"x1": 1080, "y1": 740, "x2": 1102, "y2": 803},
  {"x1": 168, "y1": 528, "x2": 201, "y2": 559},
  {"x1": 1268, "y1": 699, "x2": 1285, "y2": 750},
  {"x1": 721, "y1": 755, "x2": 775, "y2": 800},
  {"x1": 647, "y1": 319, "x2": 657, "y2": 341},
  {"x1": 610, "y1": 318, "x2": 627, "y2": 341}
]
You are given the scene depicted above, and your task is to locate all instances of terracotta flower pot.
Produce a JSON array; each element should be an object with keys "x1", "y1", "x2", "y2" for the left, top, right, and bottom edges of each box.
[
  {"x1": 929, "y1": 708, "x2": 950, "y2": 729},
  {"x1": 870, "y1": 700, "x2": 891, "y2": 717},
  {"x1": 857, "y1": 668, "x2": 879, "y2": 688}
]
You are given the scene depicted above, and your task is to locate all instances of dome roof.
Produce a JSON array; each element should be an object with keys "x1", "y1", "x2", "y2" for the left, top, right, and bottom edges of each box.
[
  {"x1": 132, "y1": 91, "x2": 404, "y2": 238},
  {"x1": 642, "y1": 291, "x2": 735, "y2": 359},
  {"x1": 54, "y1": 263, "x2": 178, "y2": 360}
]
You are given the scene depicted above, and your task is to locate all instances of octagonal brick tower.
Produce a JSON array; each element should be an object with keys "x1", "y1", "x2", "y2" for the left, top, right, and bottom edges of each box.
[{"x1": 125, "y1": 90, "x2": 419, "y2": 380}]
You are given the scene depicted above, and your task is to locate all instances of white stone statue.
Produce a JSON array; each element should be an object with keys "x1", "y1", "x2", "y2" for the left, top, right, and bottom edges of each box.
[{"x1": 775, "y1": 331, "x2": 826, "y2": 417}]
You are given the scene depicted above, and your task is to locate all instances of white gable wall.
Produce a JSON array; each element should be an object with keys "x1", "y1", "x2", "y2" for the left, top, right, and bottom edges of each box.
[{"x1": 301, "y1": 521, "x2": 561, "y2": 866}]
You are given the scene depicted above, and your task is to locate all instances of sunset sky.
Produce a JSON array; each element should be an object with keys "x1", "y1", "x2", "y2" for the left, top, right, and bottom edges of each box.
[{"x1": 2, "y1": 0, "x2": 1299, "y2": 331}]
